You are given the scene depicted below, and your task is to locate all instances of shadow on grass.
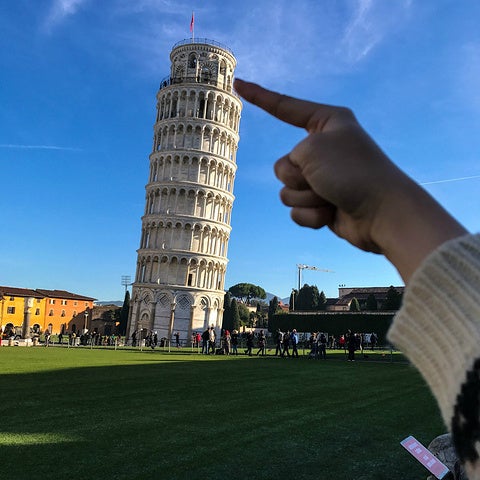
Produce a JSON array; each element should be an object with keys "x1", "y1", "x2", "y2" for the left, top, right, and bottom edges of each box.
[{"x1": 0, "y1": 350, "x2": 440, "y2": 480}]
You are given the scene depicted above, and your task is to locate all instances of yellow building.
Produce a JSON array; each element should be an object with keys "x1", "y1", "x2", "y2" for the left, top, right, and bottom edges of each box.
[{"x1": 0, "y1": 286, "x2": 96, "y2": 337}]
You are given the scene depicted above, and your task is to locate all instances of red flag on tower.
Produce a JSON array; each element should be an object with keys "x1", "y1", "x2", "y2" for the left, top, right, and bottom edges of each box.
[{"x1": 190, "y1": 12, "x2": 194, "y2": 33}]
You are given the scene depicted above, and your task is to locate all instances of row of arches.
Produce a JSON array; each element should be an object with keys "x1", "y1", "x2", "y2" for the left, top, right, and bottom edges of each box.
[
  {"x1": 144, "y1": 188, "x2": 233, "y2": 224},
  {"x1": 129, "y1": 286, "x2": 224, "y2": 343},
  {"x1": 136, "y1": 255, "x2": 227, "y2": 292},
  {"x1": 133, "y1": 288, "x2": 221, "y2": 312},
  {"x1": 153, "y1": 122, "x2": 238, "y2": 162},
  {"x1": 149, "y1": 155, "x2": 236, "y2": 192},
  {"x1": 140, "y1": 221, "x2": 230, "y2": 258},
  {"x1": 156, "y1": 89, "x2": 240, "y2": 132}
]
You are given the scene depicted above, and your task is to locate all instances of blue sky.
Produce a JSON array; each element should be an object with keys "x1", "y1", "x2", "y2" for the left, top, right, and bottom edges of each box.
[{"x1": 2, "y1": 0, "x2": 480, "y2": 302}]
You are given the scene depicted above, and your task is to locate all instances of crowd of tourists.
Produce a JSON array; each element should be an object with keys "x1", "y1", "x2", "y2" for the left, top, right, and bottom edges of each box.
[{"x1": 186, "y1": 327, "x2": 379, "y2": 359}]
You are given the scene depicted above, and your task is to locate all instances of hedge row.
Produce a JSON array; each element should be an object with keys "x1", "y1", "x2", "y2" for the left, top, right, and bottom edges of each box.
[{"x1": 268, "y1": 312, "x2": 396, "y2": 345}]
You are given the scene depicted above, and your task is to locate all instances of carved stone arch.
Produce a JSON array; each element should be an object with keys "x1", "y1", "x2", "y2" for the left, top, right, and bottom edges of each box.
[
  {"x1": 141, "y1": 291, "x2": 154, "y2": 305},
  {"x1": 199, "y1": 295, "x2": 210, "y2": 309},
  {"x1": 155, "y1": 290, "x2": 173, "y2": 305},
  {"x1": 175, "y1": 293, "x2": 193, "y2": 311}
]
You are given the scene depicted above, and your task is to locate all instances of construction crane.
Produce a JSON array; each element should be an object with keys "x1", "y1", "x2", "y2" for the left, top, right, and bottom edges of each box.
[{"x1": 296, "y1": 264, "x2": 334, "y2": 291}]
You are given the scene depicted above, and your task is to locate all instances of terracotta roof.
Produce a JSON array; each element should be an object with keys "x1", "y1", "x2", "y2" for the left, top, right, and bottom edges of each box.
[
  {"x1": 335, "y1": 287, "x2": 405, "y2": 305},
  {"x1": 339, "y1": 286, "x2": 405, "y2": 297},
  {"x1": 0, "y1": 286, "x2": 44, "y2": 298},
  {"x1": 35, "y1": 289, "x2": 96, "y2": 301}
]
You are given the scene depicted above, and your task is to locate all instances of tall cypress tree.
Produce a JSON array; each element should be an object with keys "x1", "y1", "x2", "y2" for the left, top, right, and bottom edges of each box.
[
  {"x1": 268, "y1": 296, "x2": 279, "y2": 319},
  {"x1": 350, "y1": 297, "x2": 361, "y2": 312},
  {"x1": 318, "y1": 290, "x2": 327, "y2": 311},
  {"x1": 366, "y1": 293, "x2": 378, "y2": 311},
  {"x1": 222, "y1": 291, "x2": 233, "y2": 331},
  {"x1": 231, "y1": 298, "x2": 240, "y2": 331},
  {"x1": 382, "y1": 286, "x2": 402, "y2": 310},
  {"x1": 118, "y1": 290, "x2": 130, "y2": 335}
]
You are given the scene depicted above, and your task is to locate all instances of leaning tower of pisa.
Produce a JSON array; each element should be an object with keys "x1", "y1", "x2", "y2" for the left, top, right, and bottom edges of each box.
[{"x1": 127, "y1": 38, "x2": 242, "y2": 345}]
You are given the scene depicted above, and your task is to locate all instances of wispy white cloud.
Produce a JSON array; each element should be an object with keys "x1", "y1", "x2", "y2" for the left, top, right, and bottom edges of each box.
[
  {"x1": 0, "y1": 144, "x2": 81, "y2": 151},
  {"x1": 455, "y1": 42, "x2": 480, "y2": 112},
  {"x1": 339, "y1": 0, "x2": 412, "y2": 64},
  {"x1": 421, "y1": 175, "x2": 480, "y2": 186},
  {"x1": 43, "y1": 0, "x2": 88, "y2": 32}
]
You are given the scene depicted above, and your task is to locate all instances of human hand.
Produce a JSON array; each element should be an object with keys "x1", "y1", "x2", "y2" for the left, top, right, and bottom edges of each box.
[{"x1": 234, "y1": 79, "x2": 467, "y2": 282}]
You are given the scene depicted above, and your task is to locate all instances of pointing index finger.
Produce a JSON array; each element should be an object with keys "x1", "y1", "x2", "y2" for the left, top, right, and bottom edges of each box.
[{"x1": 234, "y1": 78, "x2": 333, "y2": 132}]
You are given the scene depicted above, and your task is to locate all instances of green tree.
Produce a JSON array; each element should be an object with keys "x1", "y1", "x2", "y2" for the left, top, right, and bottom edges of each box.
[
  {"x1": 230, "y1": 298, "x2": 240, "y2": 331},
  {"x1": 228, "y1": 283, "x2": 267, "y2": 304},
  {"x1": 237, "y1": 302, "x2": 250, "y2": 325},
  {"x1": 222, "y1": 291, "x2": 233, "y2": 332},
  {"x1": 349, "y1": 297, "x2": 361, "y2": 312},
  {"x1": 382, "y1": 286, "x2": 403, "y2": 311},
  {"x1": 296, "y1": 284, "x2": 321, "y2": 311},
  {"x1": 366, "y1": 293, "x2": 378, "y2": 311},
  {"x1": 268, "y1": 296, "x2": 279, "y2": 320},
  {"x1": 118, "y1": 290, "x2": 130, "y2": 335},
  {"x1": 318, "y1": 291, "x2": 327, "y2": 311}
]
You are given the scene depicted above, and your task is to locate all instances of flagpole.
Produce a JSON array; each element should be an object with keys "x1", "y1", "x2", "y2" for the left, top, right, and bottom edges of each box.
[{"x1": 190, "y1": 11, "x2": 195, "y2": 42}]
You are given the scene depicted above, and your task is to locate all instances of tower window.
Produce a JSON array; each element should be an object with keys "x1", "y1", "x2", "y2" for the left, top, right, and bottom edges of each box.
[{"x1": 188, "y1": 53, "x2": 197, "y2": 69}]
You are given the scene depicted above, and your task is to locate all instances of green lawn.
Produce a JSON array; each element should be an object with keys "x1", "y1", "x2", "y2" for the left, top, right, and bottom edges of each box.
[{"x1": 0, "y1": 347, "x2": 444, "y2": 480}]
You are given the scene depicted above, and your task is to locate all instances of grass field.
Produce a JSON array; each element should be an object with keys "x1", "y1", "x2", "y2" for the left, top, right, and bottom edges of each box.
[{"x1": 0, "y1": 347, "x2": 444, "y2": 480}]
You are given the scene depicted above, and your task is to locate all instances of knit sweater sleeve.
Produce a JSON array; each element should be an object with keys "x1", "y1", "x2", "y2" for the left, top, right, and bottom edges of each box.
[{"x1": 388, "y1": 233, "x2": 480, "y2": 479}]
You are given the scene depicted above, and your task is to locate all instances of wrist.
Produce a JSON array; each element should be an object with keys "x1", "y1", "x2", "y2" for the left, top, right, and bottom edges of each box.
[{"x1": 373, "y1": 179, "x2": 467, "y2": 283}]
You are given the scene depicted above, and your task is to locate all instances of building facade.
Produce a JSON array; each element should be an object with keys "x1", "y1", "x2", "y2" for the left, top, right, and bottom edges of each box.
[
  {"x1": 127, "y1": 38, "x2": 242, "y2": 344},
  {"x1": 0, "y1": 286, "x2": 96, "y2": 337}
]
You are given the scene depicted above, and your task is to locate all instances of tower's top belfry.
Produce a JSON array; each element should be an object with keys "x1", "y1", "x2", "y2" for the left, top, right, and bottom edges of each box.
[{"x1": 166, "y1": 38, "x2": 237, "y2": 94}]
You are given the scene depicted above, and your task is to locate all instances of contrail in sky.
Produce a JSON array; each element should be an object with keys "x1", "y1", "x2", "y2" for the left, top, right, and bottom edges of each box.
[
  {"x1": 421, "y1": 175, "x2": 480, "y2": 186},
  {"x1": 0, "y1": 144, "x2": 81, "y2": 151}
]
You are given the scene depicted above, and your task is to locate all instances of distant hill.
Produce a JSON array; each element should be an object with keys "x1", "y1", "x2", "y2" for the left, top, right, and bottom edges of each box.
[{"x1": 96, "y1": 300, "x2": 123, "y2": 307}]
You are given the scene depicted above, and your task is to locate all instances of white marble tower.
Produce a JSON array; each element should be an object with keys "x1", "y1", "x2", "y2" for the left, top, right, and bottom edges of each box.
[{"x1": 127, "y1": 38, "x2": 242, "y2": 344}]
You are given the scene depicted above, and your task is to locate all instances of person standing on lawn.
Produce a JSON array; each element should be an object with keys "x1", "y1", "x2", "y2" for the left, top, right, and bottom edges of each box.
[
  {"x1": 245, "y1": 331, "x2": 254, "y2": 356},
  {"x1": 231, "y1": 329, "x2": 239, "y2": 355},
  {"x1": 275, "y1": 329, "x2": 284, "y2": 356},
  {"x1": 346, "y1": 330, "x2": 356, "y2": 361},
  {"x1": 291, "y1": 329, "x2": 299, "y2": 358},
  {"x1": 317, "y1": 332, "x2": 327, "y2": 360},
  {"x1": 256, "y1": 330, "x2": 266, "y2": 356},
  {"x1": 208, "y1": 327, "x2": 216, "y2": 354},
  {"x1": 201, "y1": 328, "x2": 209, "y2": 354},
  {"x1": 281, "y1": 331, "x2": 291, "y2": 357}
]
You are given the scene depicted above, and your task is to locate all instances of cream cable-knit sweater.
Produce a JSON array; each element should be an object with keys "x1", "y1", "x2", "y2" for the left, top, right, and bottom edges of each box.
[{"x1": 388, "y1": 233, "x2": 480, "y2": 480}]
